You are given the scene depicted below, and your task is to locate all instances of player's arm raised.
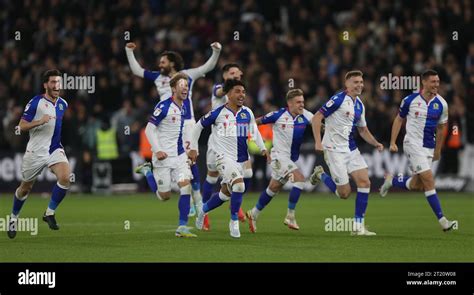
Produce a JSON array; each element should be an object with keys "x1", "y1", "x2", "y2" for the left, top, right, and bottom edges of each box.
[
  {"x1": 125, "y1": 42, "x2": 145, "y2": 78},
  {"x1": 389, "y1": 114, "x2": 405, "y2": 153},
  {"x1": 183, "y1": 42, "x2": 222, "y2": 83},
  {"x1": 18, "y1": 115, "x2": 51, "y2": 132}
]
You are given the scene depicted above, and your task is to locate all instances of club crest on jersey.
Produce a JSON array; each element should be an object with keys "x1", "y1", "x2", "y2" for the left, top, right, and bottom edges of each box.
[
  {"x1": 297, "y1": 117, "x2": 304, "y2": 123},
  {"x1": 59, "y1": 103, "x2": 64, "y2": 111},
  {"x1": 433, "y1": 103, "x2": 439, "y2": 110},
  {"x1": 240, "y1": 113, "x2": 247, "y2": 119}
]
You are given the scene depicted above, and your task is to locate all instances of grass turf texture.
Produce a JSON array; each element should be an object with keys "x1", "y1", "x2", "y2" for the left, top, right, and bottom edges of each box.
[{"x1": 0, "y1": 192, "x2": 472, "y2": 262}]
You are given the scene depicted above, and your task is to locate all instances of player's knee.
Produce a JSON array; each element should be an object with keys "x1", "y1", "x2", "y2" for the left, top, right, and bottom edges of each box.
[
  {"x1": 179, "y1": 184, "x2": 192, "y2": 195},
  {"x1": 358, "y1": 179, "x2": 370, "y2": 189},
  {"x1": 268, "y1": 182, "x2": 281, "y2": 193},
  {"x1": 58, "y1": 176, "x2": 70, "y2": 188},
  {"x1": 231, "y1": 181, "x2": 245, "y2": 193},
  {"x1": 207, "y1": 171, "x2": 219, "y2": 181},
  {"x1": 17, "y1": 186, "x2": 31, "y2": 198},
  {"x1": 338, "y1": 187, "x2": 351, "y2": 199},
  {"x1": 157, "y1": 191, "x2": 171, "y2": 201},
  {"x1": 292, "y1": 172, "x2": 305, "y2": 183},
  {"x1": 243, "y1": 168, "x2": 253, "y2": 179}
]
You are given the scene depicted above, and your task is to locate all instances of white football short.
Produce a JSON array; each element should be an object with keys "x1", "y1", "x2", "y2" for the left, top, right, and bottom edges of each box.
[
  {"x1": 404, "y1": 142, "x2": 433, "y2": 174},
  {"x1": 215, "y1": 154, "x2": 245, "y2": 186},
  {"x1": 152, "y1": 152, "x2": 191, "y2": 192},
  {"x1": 21, "y1": 148, "x2": 69, "y2": 182},
  {"x1": 324, "y1": 148, "x2": 368, "y2": 186},
  {"x1": 270, "y1": 151, "x2": 299, "y2": 184}
]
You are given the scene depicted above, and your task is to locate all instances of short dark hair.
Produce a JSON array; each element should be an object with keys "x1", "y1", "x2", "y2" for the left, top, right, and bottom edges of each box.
[
  {"x1": 223, "y1": 79, "x2": 246, "y2": 93},
  {"x1": 421, "y1": 69, "x2": 438, "y2": 80},
  {"x1": 42, "y1": 69, "x2": 62, "y2": 83},
  {"x1": 222, "y1": 63, "x2": 241, "y2": 73},
  {"x1": 161, "y1": 51, "x2": 184, "y2": 71},
  {"x1": 286, "y1": 88, "x2": 304, "y2": 101},
  {"x1": 345, "y1": 70, "x2": 363, "y2": 80},
  {"x1": 169, "y1": 72, "x2": 189, "y2": 88}
]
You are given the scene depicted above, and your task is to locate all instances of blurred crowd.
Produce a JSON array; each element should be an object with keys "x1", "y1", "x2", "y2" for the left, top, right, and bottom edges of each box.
[{"x1": 0, "y1": 0, "x2": 473, "y2": 176}]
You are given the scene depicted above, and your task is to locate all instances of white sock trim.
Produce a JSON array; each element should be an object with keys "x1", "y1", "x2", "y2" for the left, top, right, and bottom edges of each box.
[
  {"x1": 266, "y1": 188, "x2": 276, "y2": 197},
  {"x1": 15, "y1": 188, "x2": 28, "y2": 201},
  {"x1": 424, "y1": 189, "x2": 436, "y2": 197},
  {"x1": 405, "y1": 177, "x2": 412, "y2": 190},
  {"x1": 57, "y1": 182, "x2": 69, "y2": 190},
  {"x1": 206, "y1": 175, "x2": 218, "y2": 184},
  {"x1": 180, "y1": 184, "x2": 192, "y2": 195},
  {"x1": 357, "y1": 187, "x2": 370, "y2": 193},
  {"x1": 293, "y1": 182, "x2": 304, "y2": 190},
  {"x1": 219, "y1": 191, "x2": 230, "y2": 202}
]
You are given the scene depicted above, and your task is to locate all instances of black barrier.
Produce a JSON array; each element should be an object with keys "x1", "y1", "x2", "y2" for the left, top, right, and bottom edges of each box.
[{"x1": 0, "y1": 148, "x2": 470, "y2": 193}]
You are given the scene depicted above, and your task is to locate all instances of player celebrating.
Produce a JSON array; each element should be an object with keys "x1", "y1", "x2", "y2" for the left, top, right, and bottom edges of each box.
[
  {"x1": 7, "y1": 69, "x2": 71, "y2": 239},
  {"x1": 309, "y1": 70, "x2": 384, "y2": 236},
  {"x1": 135, "y1": 73, "x2": 196, "y2": 238},
  {"x1": 189, "y1": 79, "x2": 269, "y2": 238},
  {"x1": 379, "y1": 69, "x2": 458, "y2": 231},
  {"x1": 202, "y1": 63, "x2": 248, "y2": 230},
  {"x1": 246, "y1": 89, "x2": 313, "y2": 233},
  {"x1": 126, "y1": 42, "x2": 222, "y2": 216}
]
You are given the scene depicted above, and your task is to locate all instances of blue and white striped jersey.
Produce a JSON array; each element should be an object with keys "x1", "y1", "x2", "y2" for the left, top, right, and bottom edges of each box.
[
  {"x1": 261, "y1": 108, "x2": 313, "y2": 161},
  {"x1": 398, "y1": 92, "x2": 448, "y2": 149},
  {"x1": 22, "y1": 95, "x2": 68, "y2": 156},
  {"x1": 319, "y1": 91, "x2": 367, "y2": 153},
  {"x1": 148, "y1": 97, "x2": 186, "y2": 156}
]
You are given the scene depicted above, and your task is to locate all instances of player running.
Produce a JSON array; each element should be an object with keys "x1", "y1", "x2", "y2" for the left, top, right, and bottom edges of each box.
[
  {"x1": 202, "y1": 63, "x2": 248, "y2": 230},
  {"x1": 126, "y1": 41, "x2": 222, "y2": 216},
  {"x1": 246, "y1": 89, "x2": 314, "y2": 233},
  {"x1": 379, "y1": 69, "x2": 458, "y2": 232},
  {"x1": 135, "y1": 73, "x2": 197, "y2": 238},
  {"x1": 189, "y1": 79, "x2": 269, "y2": 238},
  {"x1": 7, "y1": 69, "x2": 71, "y2": 239},
  {"x1": 309, "y1": 70, "x2": 384, "y2": 236}
]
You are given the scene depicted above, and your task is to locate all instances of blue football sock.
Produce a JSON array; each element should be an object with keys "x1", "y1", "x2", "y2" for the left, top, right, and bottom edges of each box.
[
  {"x1": 178, "y1": 194, "x2": 191, "y2": 226},
  {"x1": 321, "y1": 172, "x2": 337, "y2": 193},
  {"x1": 230, "y1": 191, "x2": 243, "y2": 221},
  {"x1": 244, "y1": 177, "x2": 251, "y2": 193},
  {"x1": 145, "y1": 170, "x2": 158, "y2": 193},
  {"x1": 355, "y1": 188, "x2": 369, "y2": 223},
  {"x1": 202, "y1": 178, "x2": 217, "y2": 203},
  {"x1": 392, "y1": 176, "x2": 411, "y2": 190},
  {"x1": 190, "y1": 164, "x2": 200, "y2": 191},
  {"x1": 256, "y1": 188, "x2": 275, "y2": 211},
  {"x1": 12, "y1": 191, "x2": 27, "y2": 216},
  {"x1": 425, "y1": 189, "x2": 444, "y2": 219},
  {"x1": 288, "y1": 186, "x2": 302, "y2": 210},
  {"x1": 48, "y1": 183, "x2": 68, "y2": 211},
  {"x1": 203, "y1": 192, "x2": 226, "y2": 213}
]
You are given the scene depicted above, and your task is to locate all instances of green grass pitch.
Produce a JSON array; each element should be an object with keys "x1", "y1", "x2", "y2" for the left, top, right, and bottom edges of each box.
[{"x1": 0, "y1": 192, "x2": 472, "y2": 262}]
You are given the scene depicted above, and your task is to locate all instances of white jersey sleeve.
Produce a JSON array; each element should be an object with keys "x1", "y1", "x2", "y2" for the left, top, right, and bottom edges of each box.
[
  {"x1": 355, "y1": 99, "x2": 367, "y2": 127},
  {"x1": 303, "y1": 109, "x2": 314, "y2": 123},
  {"x1": 125, "y1": 47, "x2": 145, "y2": 78},
  {"x1": 439, "y1": 98, "x2": 448, "y2": 124},
  {"x1": 182, "y1": 48, "x2": 221, "y2": 80}
]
